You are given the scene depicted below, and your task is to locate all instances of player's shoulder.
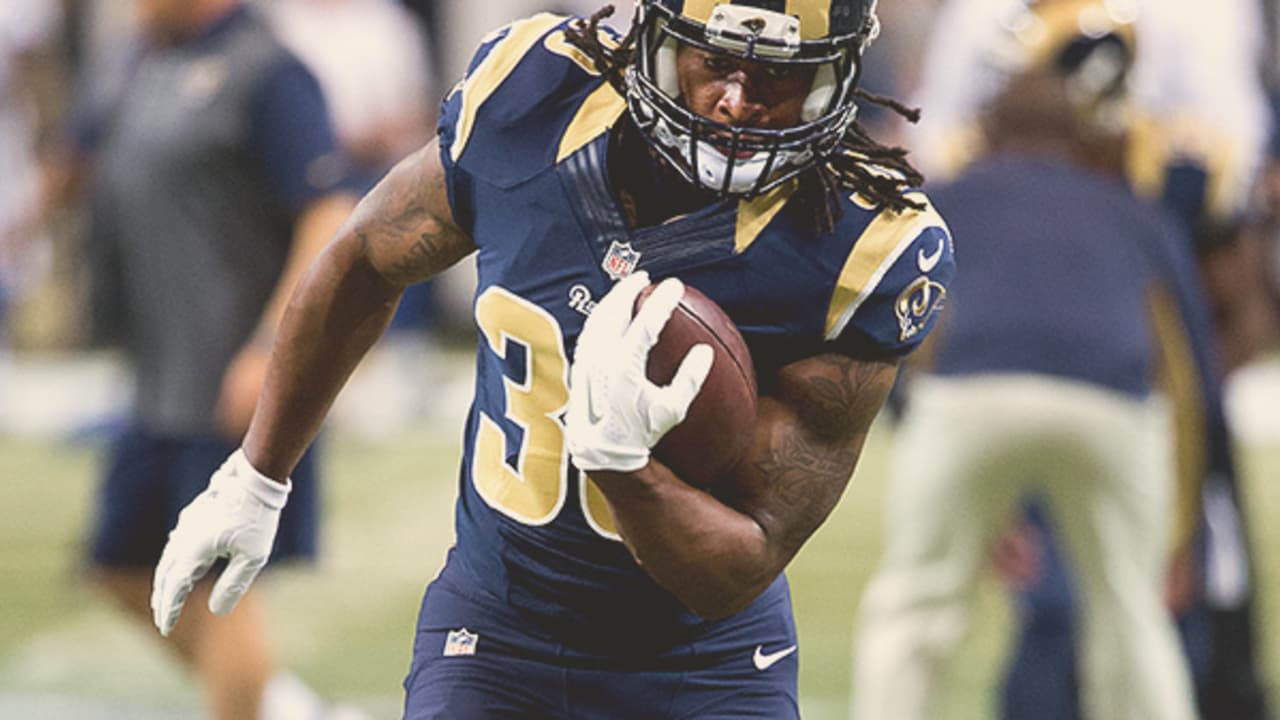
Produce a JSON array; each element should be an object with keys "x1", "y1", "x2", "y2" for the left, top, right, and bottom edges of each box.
[
  {"x1": 824, "y1": 187, "x2": 955, "y2": 354},
  {"x1": 438, "y1": 13, "x2": 625, "y2": 186}
]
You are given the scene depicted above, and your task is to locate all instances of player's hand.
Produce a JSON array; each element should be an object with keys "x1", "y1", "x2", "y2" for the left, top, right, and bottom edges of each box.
[
  {"x1": 151, "y1": 449, "x2": 291, "y2": 637},
  {"x1": 215, "y1": 344, "x2": 270, "y2": 439},
  {"x1": 566, "y1": 271, "x2": 714, "y2": 473}
]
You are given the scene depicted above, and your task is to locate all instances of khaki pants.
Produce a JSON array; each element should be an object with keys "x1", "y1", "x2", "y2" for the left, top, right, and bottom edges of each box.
[{"x1": 852, "y1": 374, "x2": 1197, "y2": 720}]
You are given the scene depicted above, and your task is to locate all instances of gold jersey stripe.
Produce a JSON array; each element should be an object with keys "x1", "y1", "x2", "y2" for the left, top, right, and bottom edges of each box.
[
  {"x1": 451, "y1": 13, "x2": 567, "y2": 163},
  {"x1": 735, "y1": 179, "x2": 798, "y2": 253},
  {"x1": 1127, "y1": 111, "x2": 1248, "y2": 223},
  {"x1": 824, "y1": 193, "x2": 945, "y2": 340},
  {"x1": 557, "y1": 84, "x2": 627, "y2": 163},
  {"x1": 1147, "y1": 283, "x2": 1206, "y2": 558}
]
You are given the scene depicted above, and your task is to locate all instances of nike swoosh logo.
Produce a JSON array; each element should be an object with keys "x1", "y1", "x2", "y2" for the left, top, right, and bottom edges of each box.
[
  {"x1": 917, "y1": 237, "x2": 945, "y2": 273},
  {"x1": 585, "y1": 381, "x2": 604, "y2": 426},
  {"x1": 752, "y1": 644, "x2": 798, "y2": 671}
]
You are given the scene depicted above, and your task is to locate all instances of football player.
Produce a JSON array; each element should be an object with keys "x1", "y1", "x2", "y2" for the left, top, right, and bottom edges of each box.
[
  {"x1": 852, "y1": 3, "x2": 1217, "y2": 719},
  {"x1": 903, "y1": 2, "x2": 1274, "y2": 718},
  {"x1": 150, "y1": 1, "x2": 955, "y2": 716}
]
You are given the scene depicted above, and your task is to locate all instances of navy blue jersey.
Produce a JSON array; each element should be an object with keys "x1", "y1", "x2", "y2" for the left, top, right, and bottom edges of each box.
[
  {"x1": 434, "y1": 14, "x2": 954, "y2": 651},
  {"x1": 926, "y1": 155, "x2": 1217, "y2": 400},
  {"x1": 926, "y1": 154, "x2": 1224, "y2": 551}
]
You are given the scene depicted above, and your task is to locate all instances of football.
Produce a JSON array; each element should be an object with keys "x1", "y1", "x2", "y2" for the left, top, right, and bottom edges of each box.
[{"x1": 637, "y1": 282, "x2": 758, "y2": 489}]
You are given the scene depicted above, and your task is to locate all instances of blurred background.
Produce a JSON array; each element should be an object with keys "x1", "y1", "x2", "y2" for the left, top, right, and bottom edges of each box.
[{"x1": 0, "y1": 0, "x2": 1277, "y2": 718}]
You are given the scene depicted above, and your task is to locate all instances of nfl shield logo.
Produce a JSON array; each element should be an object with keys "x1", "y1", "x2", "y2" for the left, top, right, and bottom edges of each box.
[
  {"x1": 602, "y1": 240, "x2": 641, "y2": 279},
  {"x1": 443, "y1": 628, "x2": 478, "y2": 657}
]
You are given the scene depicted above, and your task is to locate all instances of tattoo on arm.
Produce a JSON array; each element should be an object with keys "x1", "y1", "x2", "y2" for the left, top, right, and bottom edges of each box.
[
  {"x1": 752, "y1": 432, "x2": 859, "y2": 542},
  {"x1": 742, "y1": 353, "x2": 897, "y2": 553},
  {"x1": 356, "y1": 143, "x2": 474, "y2": 286},
  {"x1": 787, "y1": 353, "x2": 894, "y2": 441}
]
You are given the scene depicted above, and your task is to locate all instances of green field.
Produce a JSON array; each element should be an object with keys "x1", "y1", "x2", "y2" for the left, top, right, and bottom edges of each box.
[{"x1": 1, "y1": 415, "x2": 1276, "y2": 718}]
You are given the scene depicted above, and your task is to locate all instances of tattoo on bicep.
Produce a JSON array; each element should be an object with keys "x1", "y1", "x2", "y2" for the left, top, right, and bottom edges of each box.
[
  {"x1": 790, "y1": 354, "x2": 894, "y2": 441},
  {"x1": 382, "y1": 227, "x2": 452, "y2": 284},
  {"x1": 361, "y1": 151, "x2": 469, "y2": 286},
  {"x1": 751, "y1": 431, "x2": 859, "y2": 543},
  {"x1": 745, "y1": 354, "x2": 893, "y2": 545}
]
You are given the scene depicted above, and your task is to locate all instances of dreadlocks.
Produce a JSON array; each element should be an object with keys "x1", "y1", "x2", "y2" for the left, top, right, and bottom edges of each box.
[{"x1": 564, "y1": 5, "x2": 926, "y2": 234}]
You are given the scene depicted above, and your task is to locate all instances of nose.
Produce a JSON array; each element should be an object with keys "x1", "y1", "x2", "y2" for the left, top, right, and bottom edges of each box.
[{"x1": 714, "y1": 75, "x2": 766, "y2": 126}]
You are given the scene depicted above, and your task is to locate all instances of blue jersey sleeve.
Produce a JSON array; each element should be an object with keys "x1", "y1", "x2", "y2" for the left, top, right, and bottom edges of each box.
[
  {"x1": 249, "y1": 55, "x2": 355, "y2": 213},
  {"x1": 436, "y1": 78, "x2": 475, "y2": 236},
  {"x1": 826, "y1": 194, "x2": 956, "y2": 357},
  {"x1": 436, "y1": 13, "x2": 619, "y2": 241}
]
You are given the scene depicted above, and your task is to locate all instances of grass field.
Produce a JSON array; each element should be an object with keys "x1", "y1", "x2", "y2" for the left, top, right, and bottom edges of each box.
[{"x1": 1, "y1": 368, "x2": 1276, "y2": 719}]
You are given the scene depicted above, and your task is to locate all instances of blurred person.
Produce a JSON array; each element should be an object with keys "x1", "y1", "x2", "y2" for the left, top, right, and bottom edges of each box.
[
  {"x1": 851, "y1": 4, "x2": 1209, "y2": 719},
  {"x1": 147, "y1": 2, "x2": 958, "y2": 717},
  {"x1": 37, "y1": 0, "x2": 362, "y2": 717},
  {"x1": 265, "y1": 0, "x2": 442, "y2": 431},
  {"x1": 0, "y1": 0, "x2": 64, "y2": 347},
  {"x1": 903, "y1": 2, "x2": 1276, "y2": 717},
  {"x1": 266, "y1": 0, "x2": 435, "y2": 190}
]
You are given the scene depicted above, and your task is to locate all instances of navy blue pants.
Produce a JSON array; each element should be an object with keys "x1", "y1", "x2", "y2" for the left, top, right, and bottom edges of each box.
[
  {"x1": 403, "y1": 563, "x2": 800, "y2": 719},
  {"x1": 89, "y1": 425, "x2": 320, "y2": 568}
]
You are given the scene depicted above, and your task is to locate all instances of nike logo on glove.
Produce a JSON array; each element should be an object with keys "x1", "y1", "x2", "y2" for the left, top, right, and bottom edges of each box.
[{"x1": 752, "y1": 643, "x2": 798, "y2": 671}]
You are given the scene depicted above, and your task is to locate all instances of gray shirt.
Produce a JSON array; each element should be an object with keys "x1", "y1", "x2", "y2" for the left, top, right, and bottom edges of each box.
[{"x1": 89, "y1": 7, "x2": 345, "y2": 435}]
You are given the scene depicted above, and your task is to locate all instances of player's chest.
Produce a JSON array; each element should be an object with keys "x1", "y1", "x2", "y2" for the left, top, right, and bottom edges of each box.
[{"x1": 468, "y1": 149, "x2": 838, "y2": 344}]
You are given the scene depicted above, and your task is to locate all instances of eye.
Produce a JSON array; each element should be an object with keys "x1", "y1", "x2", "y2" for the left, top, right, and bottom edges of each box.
[
  {"x1": 763, "y1": 64, "x2": 795, "y2": 80},
  {"x1": 703, "y1": 54, "x2": 735, "y2": 73}
]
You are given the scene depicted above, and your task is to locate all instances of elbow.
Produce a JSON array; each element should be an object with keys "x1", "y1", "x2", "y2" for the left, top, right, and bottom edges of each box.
[
  {"x1": 681, "y1": 578, "x2": 773, "y2": 620},
  {"x1": 652, "y1": 563, "x2": 776, "y2": 620}
]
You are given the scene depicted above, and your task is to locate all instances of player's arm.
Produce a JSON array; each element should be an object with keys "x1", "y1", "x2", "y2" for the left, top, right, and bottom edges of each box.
[
  {"x1": 151, "y1": 138, "x2": 472, "y2": 636},
  {"x1": 215, "y1": 192, "x2": 358, "y2": 437},
  {"x1": 571, "y1": 273, "x2": 896, "y2": 618},
  {"x1": 243, "y1": 139, "x2": 474, "y2": 479},
  {"x1": 593, "y1": 351, "x2": 895, "y2": 619}
]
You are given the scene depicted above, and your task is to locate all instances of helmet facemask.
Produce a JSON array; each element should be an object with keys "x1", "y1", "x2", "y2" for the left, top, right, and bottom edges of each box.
[{"x1": 625, "y1": 1, "x2": 877, "y2": 198}]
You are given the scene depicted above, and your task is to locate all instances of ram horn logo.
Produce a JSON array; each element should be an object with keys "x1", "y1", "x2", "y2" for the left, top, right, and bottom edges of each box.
[{"x1": 895, "y1": 275, "x2": 947, "y2": 342}]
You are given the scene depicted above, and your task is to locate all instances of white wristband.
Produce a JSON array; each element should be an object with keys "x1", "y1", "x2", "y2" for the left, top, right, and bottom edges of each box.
[{"x1": 217, "y1": 448, "x2": 292, "y2": 510}]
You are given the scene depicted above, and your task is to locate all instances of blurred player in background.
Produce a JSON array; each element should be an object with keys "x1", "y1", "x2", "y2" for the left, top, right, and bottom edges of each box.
[
  {"x1": 148, "y1": 1, "x2": 957, "y2": 717},
  {"x1": 851, "y1": 3, "x2": 1212, "y2": 719},
  {"x1": 266, "y1": 0, "x2": 435, "y2": 191},
  {"x1": 33, "y1": 0, "x2": 360, "y2": 717},
  {"x1": 0, "y1": 0, "x2": 64, "y2": 349},
  {"x1": 265, "y1": 0, "x2": 443, "y2": 433},
  {"x1": 900, "y1": 1, "x2": 1275, "y2": 718}
]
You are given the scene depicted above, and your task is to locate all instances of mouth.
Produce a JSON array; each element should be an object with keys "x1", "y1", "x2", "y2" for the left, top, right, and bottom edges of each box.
[{"x1": 707, "y1": 131, "x2": 760, "y2": 159}]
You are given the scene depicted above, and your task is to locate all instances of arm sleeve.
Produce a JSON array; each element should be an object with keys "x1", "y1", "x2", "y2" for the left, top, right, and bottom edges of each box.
[
  {"x1": 248, "y1": 55, "x2": 357, "y2": 213},
  {"x1": 827, "y1": 202, "x2": 957, "y2": 358}
]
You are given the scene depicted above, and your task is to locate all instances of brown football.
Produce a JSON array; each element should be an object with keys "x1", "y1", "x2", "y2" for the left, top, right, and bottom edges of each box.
[{"x1": 636, "y1": 282, "x2": 758, "y2": 489}]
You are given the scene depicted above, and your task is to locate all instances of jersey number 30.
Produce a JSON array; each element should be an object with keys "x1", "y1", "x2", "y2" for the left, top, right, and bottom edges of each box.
[{"x1": 472, "y1": 286, "x2": 620, "y2": 540}]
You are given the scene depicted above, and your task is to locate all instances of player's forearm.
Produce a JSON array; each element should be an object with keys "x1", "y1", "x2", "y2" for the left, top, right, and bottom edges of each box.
[
  {"x1": 243, "y1": 140, "x2": 473, "y2": 479},
  {"x1": 242, "y1": 233, "x2": 403, "y2": 480},
  {"x1": 250, "y1": 193, "x2": 359, "y2": 349},
  {"x1": 591, "y1": 463, "x2": 781, "y2": 619}
]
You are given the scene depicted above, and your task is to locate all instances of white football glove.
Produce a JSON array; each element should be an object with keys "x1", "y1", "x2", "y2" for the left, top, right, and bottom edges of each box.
[
  {"x1": 566, "y1": 271, "x2": 715, "y2": 473},
  {"x1": 150, "y1": 448, "x2": 291, "y2": 637}
]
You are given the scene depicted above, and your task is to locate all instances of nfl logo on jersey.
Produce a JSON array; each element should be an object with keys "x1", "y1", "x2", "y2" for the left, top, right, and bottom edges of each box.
[
  {"x1": 443, "y1": 628, "x2": 479, "y2": 657},
  {"x1": 602, "y1": 240, "x2": 641, "y2": 279}
]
